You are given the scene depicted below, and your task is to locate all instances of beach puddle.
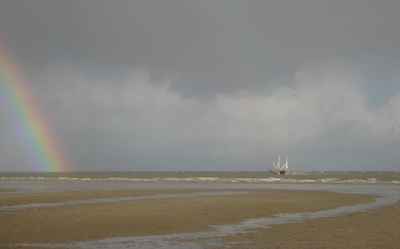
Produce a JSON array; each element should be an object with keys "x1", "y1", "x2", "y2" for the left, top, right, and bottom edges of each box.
[{"x1": 8, "y1": 187, "x2": 400, "y2": 249}]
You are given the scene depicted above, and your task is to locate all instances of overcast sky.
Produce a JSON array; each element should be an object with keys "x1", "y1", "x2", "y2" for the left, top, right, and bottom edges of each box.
[{"x1": 1, "y1": 0, "x2": 399, "y2": 172}]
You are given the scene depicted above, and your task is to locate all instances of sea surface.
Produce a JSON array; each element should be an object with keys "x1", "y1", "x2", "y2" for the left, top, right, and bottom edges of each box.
[
  {"x1": 1, "y1": 171, "x2": 400, "y2": 186},
  {"x1": 1, "y1": 171, "x2": 400, "y2": 249}
]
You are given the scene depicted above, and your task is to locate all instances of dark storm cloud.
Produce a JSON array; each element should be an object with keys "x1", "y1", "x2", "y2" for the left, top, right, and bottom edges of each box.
[{"x1": 1, "y1": 0, "x2": 398, "y2": 96}]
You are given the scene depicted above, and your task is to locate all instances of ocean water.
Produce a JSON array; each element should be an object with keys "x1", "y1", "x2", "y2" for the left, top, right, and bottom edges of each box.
[
  {"x1": 1, "y1": 171, "x2": 400, "y2": 249},
  {"x1": 1, "y1": 171, "x2": 399, "y2": 186}
]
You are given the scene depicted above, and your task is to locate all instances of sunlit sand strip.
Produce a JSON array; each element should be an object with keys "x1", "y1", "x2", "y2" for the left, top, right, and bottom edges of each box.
[{"x1": 0, "y1": 191, "x2": 250, "y2": 211}]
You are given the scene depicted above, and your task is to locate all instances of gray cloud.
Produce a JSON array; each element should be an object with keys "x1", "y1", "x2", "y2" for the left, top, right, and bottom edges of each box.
[
  {"x1": 1, "y1": 0, "x2": 399, "y2": 95},
  {"x1": 3, "y1": 63, "x2": 396, "y2": 171},
  {"x1": 0, "y1": 0, "x2": 399, "y2": 171}
]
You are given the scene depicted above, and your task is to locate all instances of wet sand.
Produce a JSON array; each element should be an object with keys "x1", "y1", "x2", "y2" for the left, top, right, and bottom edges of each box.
[
  {"x1": 219, "y1": 200, "x2": 400, "y2": 249},
  {"x1": 0, "y1": 188, "x2": 386, "y2": 248}
]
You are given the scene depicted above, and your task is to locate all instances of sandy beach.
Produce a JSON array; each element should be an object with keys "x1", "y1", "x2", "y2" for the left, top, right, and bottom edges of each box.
[
  {"x1": 2, "y1": 187, "x2": 398, "y2": 248},
  {"x1": 213, "y1": 196, "x2": 400, "y2": 249}
]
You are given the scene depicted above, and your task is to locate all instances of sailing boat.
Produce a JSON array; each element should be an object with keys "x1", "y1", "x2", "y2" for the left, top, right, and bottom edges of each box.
[{"x1": 271, "y1": 156, "x2": 290, "y2": 175}]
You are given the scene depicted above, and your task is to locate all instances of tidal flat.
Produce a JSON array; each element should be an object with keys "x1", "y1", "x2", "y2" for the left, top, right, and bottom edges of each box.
[{"x1": 0, "y1": 172, "x2": 399, "y2": 248}]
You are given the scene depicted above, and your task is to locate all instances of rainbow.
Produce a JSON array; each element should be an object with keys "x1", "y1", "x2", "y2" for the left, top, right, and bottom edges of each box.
[{"x1": 0, "y1": 40, "x2": 72, "y2": 172}]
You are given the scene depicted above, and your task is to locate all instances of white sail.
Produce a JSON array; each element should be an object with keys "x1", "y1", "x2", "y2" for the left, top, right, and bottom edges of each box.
[{"x1": 271, "y1": 156, "x2": 290, "y2": 174}]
